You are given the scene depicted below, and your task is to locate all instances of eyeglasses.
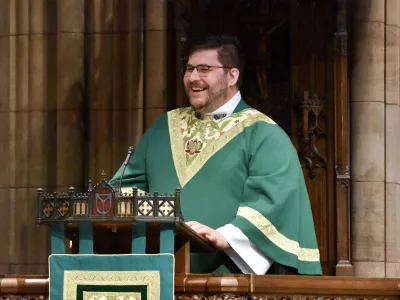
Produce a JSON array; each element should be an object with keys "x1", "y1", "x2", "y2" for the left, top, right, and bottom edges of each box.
[{"x1": 182, "y1": 64, "x2": 233, "y2": 77}]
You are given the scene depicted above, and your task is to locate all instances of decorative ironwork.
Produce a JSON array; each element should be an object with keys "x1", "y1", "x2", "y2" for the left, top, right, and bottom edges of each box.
[
  {"x1": 159, "y1": 200, "x2": 174, "y2": 217},
  {"x1": 57, "y1": 200, "x2": 70, "y2": 217},
  {"x1": 138, "y1": 200, "x2": 154, "y2": 216},
  {"x1": 294, "y1": 91, "x2": 327, "y2": 179},
  {"x1": 36, "y1": 172, "x2": 183, "y2": 225}
]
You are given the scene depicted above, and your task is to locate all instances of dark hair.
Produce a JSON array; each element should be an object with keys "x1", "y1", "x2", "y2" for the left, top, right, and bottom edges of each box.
[{"x1": 183, "y1": 35, "x2": 245, "y2": 88}]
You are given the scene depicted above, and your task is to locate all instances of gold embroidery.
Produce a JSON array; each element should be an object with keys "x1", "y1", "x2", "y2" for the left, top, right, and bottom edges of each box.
[
  {"x1": 64, "y1": 270, "x2": 160, "y2": 300},
  {"x1": 237, "y1": 206, "x2": 320, "y2": 262},
  {"x1": 168, "y1": 107, "x2": 276, "y2": 188},
  {"x1": 83, "y1": 291, "x2": 141, "y2": 300},
  {"x1": 185, "y1": 139, "x2": 203, "y2": 154}
]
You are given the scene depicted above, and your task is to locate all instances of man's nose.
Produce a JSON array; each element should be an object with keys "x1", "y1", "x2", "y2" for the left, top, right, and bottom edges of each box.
[{"x1": 189, "y1": 69, "x2": 201, "y2": 81}]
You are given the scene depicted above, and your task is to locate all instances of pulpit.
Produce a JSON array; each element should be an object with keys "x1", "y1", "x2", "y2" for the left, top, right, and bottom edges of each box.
[
  {"x1": 37, "y1": 171, "x2": 214, "y2": 270},
  {"x1": 35, "y1": 172, "x2": 219, "y2": 300}
]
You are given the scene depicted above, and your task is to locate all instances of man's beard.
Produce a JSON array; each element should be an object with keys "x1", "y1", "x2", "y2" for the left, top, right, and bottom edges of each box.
[{"x1": 185, "y1": 80, "x2": 229, "y2": 113}]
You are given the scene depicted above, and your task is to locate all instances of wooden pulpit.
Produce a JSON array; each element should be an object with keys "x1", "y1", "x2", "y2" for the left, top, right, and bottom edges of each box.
[{"x1": 36, "y1": 171, "x2": 214, "y2": 275}]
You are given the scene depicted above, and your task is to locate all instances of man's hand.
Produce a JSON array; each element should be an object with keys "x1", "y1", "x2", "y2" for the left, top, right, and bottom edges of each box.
[{"x1": 186, "y1": 221, "x2": 230, "y2": 250}]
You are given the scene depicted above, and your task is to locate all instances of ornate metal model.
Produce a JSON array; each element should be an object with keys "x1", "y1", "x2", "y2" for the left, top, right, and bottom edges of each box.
[{"x1": 36, "y1": 171, "x2": 183, "y2": 225}]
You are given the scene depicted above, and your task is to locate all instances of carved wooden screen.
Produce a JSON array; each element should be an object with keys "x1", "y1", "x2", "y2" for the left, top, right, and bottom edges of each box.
[
  {"x1": 174, "y1": 0, "x2": 339, "y2": 275},
  {"x1": 290, "y1": 0, "x2": 336, "y2": 275}
]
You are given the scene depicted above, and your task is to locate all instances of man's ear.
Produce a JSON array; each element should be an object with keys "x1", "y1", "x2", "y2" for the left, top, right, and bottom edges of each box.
[{"x1": 228, "y1": 68, "x2": 239, "y2": 87}]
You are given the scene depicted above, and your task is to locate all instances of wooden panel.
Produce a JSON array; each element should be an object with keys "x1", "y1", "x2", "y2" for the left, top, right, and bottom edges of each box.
[
  {"x1": 1, "y1": 275, "x2": 400, "y2": 299},
  {"x1": 290, "y1": 0, "x2": 336, "y2": 275},
  {"x1": 334, "y1": 0, "x2": 353, "y2": 276}
]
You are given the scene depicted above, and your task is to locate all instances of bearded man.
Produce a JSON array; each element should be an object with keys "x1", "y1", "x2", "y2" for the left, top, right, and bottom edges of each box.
[{"x1": 109, "y1": 35, "x2": 322, "y2": 275}]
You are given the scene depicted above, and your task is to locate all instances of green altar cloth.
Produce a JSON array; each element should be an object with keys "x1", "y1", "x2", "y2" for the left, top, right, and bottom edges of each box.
[{"x1": 49, "y1": 254, "x2": 174, "y2": 300}]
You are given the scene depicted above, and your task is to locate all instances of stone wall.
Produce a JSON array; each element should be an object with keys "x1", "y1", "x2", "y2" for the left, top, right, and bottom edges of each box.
[
  {"x1": 350, "y1": 0, "x2": 400, "y2": 277},
  {"x1": 0, "y1": 0, "x2": 168, "y2": 274}
]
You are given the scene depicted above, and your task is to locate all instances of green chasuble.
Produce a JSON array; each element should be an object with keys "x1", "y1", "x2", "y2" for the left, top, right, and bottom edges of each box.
[{"x1": 109, "y1": 100, "x2": 322, "y2": 275}]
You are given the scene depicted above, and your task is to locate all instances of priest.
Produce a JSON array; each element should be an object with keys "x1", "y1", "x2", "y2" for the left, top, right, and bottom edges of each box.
[{"x1": 109, "y1": 35, "x2": 322, "y2": 275}]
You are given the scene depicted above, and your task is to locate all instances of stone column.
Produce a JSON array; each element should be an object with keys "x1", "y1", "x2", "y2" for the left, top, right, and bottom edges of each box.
[
  {"x1": 350, "y1": 0, "x2": 400, "y2": 277},
  {"x1": 126, "y1": 0, "x2": 145, "y2": 149},
  {"x1": 114, "y1": 0, "x2": 145, "y2": 171},
  {"x1": 0, "y1": 0, "x2": 148, "y2": 273},
  {"x1": 144, "y1": 0, "x2": 168, "y2": 129},
  {"x1": 384, "y1": 0, "x2": 400, "y2": 278},
  {"x1": 350, "y1": 0, "x2": 385, "y2": 277},
  {"x1": 86, "y1": 0, "x2": 145, "y2": 181},
  {"x1": 174, "y1": 1, "x2": 187, "y2": 108},
  {"x1": 0, "y1": 0, "x2": 85, "y2": 274}
]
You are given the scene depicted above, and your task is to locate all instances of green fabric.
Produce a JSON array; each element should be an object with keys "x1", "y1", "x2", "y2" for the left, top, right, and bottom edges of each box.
[
  {"x1": 132, "y1": 222, "x2": 147, "y2": 254},
  {"x1": 79, "y1": 223, "x2": 93, "y2": 254},
  {"x1": 109, "y1": 99, "x2": 322, "y2": 275},
  {"x1": 50, "y1": 223, "x2": 65, "y2": 254},
  {"x1": 159, "y1": 223, "x2": 175, "y2": 254},
  {"x1": 49, "y1": 254, "x2": 174, "y2": 300}
]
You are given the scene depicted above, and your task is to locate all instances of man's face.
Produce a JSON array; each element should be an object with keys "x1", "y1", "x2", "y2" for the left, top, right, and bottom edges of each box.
[{"x1": 183, "y1": 49, "x2": 229, "y2": 113}]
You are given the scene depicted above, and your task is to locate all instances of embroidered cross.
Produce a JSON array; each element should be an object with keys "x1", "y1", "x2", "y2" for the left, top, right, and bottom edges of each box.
[
  {"x1": 43, "y1": 202, "x2": 54, "y2": 217},
  {"x1": 58, "y1": 201, "x2": 69, "y2": 216},
  {"x1": 138, "y1": 201, "x2": 152, "y2": 216},
  {"x1": 159, "y1": 201, "x2": 173, "y2": 216}
]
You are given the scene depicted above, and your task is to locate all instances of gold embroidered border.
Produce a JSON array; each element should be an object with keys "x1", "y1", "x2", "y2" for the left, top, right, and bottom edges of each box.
[
  {"x1": 168, "y1": 108, "x2": 276, "y2": 188},
  {"x1": 237, "y1": 206, "x2": 320, "y2": 262},
  {"x1": 63, "y1": 270, "x2": 160, "y2": 300},
  {"x1": 83, "y1": 291, "x2": 141, "y2": 300}
]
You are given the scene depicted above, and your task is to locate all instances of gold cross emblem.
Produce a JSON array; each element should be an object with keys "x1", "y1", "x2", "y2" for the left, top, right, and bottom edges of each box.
[
  {"x1": 159, "y1": 201, "x2": 173, "y2": 216},
  {"x1": 43, "y1": 202, "x2": 54, "y2": 217},
  {"x1": 58, "y1": 201, "x2": 69, "y2": 216},
  {"x1": 138, "y1": 200, "x2": 153, "y2": 216}
]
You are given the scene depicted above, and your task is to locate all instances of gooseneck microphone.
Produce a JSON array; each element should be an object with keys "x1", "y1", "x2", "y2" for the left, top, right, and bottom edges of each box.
[{"x1": 117, "y1": 146, "x2": 135, "y2": 193}]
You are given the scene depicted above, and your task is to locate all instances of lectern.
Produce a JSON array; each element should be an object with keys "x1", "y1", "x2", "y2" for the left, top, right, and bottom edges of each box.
[{"x1": 36, "y1": 172, "x2": 214, "y2": 300}]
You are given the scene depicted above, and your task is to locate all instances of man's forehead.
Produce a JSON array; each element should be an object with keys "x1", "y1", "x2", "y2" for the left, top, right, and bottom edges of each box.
[{"x1": 188, "y1": 49, "x2": 220, "y2": 64}]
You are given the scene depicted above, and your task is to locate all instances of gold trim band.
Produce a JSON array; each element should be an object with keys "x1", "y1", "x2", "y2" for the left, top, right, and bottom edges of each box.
[
  {"x1": 237, "y1": 206, "x2": 320, "y2": 262},
  {"x1": 64, "y1": 270, "x2": 160, "y2": 300}
]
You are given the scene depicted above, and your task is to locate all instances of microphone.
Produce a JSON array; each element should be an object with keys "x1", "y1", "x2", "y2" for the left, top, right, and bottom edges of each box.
[{"x1": 117, "y1": 146, "x2": 135, "y2": 193}]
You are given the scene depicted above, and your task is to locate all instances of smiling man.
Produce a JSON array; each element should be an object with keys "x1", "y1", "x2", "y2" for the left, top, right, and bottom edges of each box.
[{"x1": 109, "y1": 35, "x2": 322, "y2": 275}]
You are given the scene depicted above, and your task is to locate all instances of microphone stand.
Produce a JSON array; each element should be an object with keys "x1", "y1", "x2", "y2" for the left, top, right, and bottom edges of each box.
[{"x1": 117, "y1": 146, "x2": 135, "y2": 193}]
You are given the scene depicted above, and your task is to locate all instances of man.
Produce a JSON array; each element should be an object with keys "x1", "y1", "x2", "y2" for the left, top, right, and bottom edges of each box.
[{"x1": 109, "y1": 35, "x2": 322, "y2": 275}]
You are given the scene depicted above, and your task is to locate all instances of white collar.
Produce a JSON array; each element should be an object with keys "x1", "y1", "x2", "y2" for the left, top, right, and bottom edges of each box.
[{"x1": 205, "y1": 91, "x2": 242, "y2": 117}]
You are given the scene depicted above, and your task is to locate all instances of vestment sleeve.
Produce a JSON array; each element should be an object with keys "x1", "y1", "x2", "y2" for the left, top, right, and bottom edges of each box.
[
  {"x1": 217, "y1": 224, "x2": 274, "y2": 274},
  {"x1": 108, "y1": 132, "x2": 149, "y2": 193},
  {"x1": 230, "y1": 123, "x2": 322, "y2": 275}
]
